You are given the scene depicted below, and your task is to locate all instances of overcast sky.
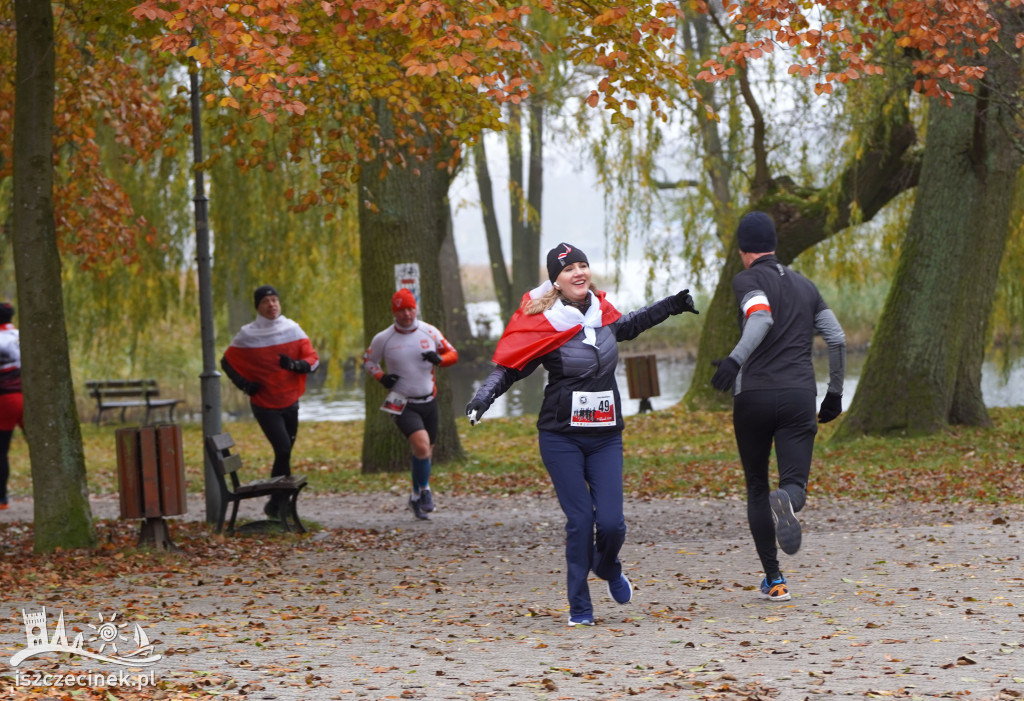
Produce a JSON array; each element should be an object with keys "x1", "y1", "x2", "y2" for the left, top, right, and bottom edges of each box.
[
  {"x1": 449, "y1": 132, "x2": 611, "y2": 267},
  {"x1": 447, "y1": 132, "x2": 687, "y2": 308}
]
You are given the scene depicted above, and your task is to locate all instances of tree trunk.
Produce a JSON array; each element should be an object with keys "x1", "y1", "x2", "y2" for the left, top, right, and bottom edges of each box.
[
  {"x1": 359, "y1": 102, "x2": 464, "y2": 473},
  {"x1": 685, "y1": 109, "x2": 922, "y2": 410},
  {"x1": 476, "y1": 98, "x2": 545, "y2": 323},
  {"x1": 439, "y1": 209, "x2": 472, "y2": 346},
  {"x1": 838, "y1": 60, "x2": 1023, "y2": 436},
  {"x1": 430, "y1": 200, "x2": 463, "y2": 465},
  {"x1": 507, "y1": 104, "x2": 531, "y2": 297},
  {"x1": 215, "y1": 166, "x2": 256, "y2": 340},
  {"x1": 687, "y1": 247, "x2": 746, "y2": 410},
  {"x1": 524, "y1": 98, "x2": 544, "y2": 284},
  {"x1": 13, "y1": 0, "x2": 96, "y2": 552},
  {"x1": 472, "y1": 140, "x2": 513, "y2": 319}
]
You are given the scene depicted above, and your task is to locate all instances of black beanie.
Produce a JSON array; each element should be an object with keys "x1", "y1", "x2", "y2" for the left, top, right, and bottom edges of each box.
[
  {"x1": 546, "y1": 243, "x2": 589, "y2": 282},
  {"x1": 736, "y1": 211, "x2": 777, "y2": 253},
  {"x1": 253, "y1": 285, "x2": 279, "y2": 308},
  {"x1": 0, "y1": 303, "x2": 12, "y2": 324}
]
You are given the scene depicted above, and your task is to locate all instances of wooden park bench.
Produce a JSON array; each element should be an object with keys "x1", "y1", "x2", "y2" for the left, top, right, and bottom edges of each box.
[
  {"x1": 86, "y1": 379, "x2": 183, "y2": 426},
  {"x1": 204, "y1": 432, "x2": 307, "y2": 534}
]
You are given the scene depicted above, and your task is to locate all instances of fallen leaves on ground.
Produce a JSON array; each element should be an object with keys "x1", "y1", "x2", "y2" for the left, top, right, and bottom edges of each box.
[{"x1": 0, "y1": 519, "x2": 401, "y2": 604}]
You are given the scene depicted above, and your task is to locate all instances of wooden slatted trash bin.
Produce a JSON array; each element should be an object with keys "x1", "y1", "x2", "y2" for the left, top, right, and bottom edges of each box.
[
  {"x1": 624, "y1": 354, "x2": 660, "y2": 413},
  {"x1": 116, "y1": 424, "x2": 187, "y2": 551}
]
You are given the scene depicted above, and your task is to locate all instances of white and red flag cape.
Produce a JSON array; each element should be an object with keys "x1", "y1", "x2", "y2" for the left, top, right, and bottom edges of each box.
[
  {"x1": 492, "y1": 281, "x2": 621, "y2": 371},
  {"x1": 223, "y1": 315, "x2": 319, "y2": 409}
]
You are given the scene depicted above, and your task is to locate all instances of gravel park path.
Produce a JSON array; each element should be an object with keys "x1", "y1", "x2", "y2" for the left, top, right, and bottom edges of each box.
[{"x1": 3, "y1": 492, "x2": 1023, "y2": 700}]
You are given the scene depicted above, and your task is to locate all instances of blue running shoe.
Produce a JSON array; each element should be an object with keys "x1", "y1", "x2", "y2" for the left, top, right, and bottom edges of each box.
[
  {"x1": 770, "y1": 489, "x2": 802, "y2": 554},
  {"x1": 607, "y1": 574, "x2": 633, "y2": 604},
  {"x1": 567, "y1": 614, "x2": 595, "y2": 627},
  {"x1": 759, "y1": 576, "x2": 791, "y2": 601}
]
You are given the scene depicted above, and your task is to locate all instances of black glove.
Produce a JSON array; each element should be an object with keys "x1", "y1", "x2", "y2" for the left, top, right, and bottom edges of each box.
[
  {"x1": 710, "y1": 357, "x2": 740, "y2": 391},
  {"x1": 242, "y1": 381, "x2": 261, "y2": 397},
  {"x1": 381, "y1": 373, "x2": 400, "y2": 389},
  {"x1": 669, "y1": 289, "x2": 699, "y2": 315},
  {"x1": 279, "y1": 354, "x2": 311, "y2": 373},
  {"x1": 421, "y1": 350, "x2": 443, "y2": 366},
  {"x1": 818, "y1": 391, "x2": 843, "y2": 423},
  {"x1": 465, "y1": 399, "x2": 488, "y2": 425}
]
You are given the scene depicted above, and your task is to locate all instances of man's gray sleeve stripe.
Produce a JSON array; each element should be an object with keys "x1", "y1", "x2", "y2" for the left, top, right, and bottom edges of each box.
[
  {"x1": 815, "y1": 308, "x2": 846, "y2": 395},
  {"x1": 730, "y1": 309, "x2": 773, "y2": 366}
]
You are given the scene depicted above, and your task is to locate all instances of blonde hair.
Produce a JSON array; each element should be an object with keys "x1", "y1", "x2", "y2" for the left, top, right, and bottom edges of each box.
[{"x1": 523, "y1": 284, "x2": 599, "y2": 315}]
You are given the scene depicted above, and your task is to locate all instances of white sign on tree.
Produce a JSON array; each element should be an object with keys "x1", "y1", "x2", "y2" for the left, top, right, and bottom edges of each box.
[{"x1": 394, "y1": 263, "x2": 420, "y2": 305}]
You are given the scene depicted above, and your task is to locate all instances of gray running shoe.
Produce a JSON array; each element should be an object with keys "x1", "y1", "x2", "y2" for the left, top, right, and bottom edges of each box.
[
  {"x1": 408, "y1": 495, "x2": 430, "y2": 520},
  {"x1": 770, "y1": 489, "x2": 802, "y2": 554},
  {"x1": 419, "y1": 488, "x2": 435, "y2": 513}
]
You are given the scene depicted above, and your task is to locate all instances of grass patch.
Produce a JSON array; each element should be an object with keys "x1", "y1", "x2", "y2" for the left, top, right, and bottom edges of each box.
[
  {"x1": 617, "y1": 405, "x2": 1024, "y2": 504},
  {"x1": 5, "y1": 406, "x2": 1022, "y2": 505}
]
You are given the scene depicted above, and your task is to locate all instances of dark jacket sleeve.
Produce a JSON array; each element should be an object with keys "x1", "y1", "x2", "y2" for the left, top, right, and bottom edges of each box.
[
  {"x1": 470, "y1": 358, "x2": 541, "y2": 411},
  {"x1": 613, "y1": 296, "x2": 676, "y2": 342},
  {"x1": 220, "y1": 355, "x2": 250, "y2": 391}
]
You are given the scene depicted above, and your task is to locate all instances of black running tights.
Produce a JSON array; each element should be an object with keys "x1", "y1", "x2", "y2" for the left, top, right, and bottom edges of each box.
[{"x1": 733, "y1": 388, "x2": 817, "y2": 578}]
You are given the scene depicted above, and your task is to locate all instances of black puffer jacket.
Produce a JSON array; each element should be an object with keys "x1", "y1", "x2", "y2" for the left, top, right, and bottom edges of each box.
[{"x1": 472, "y1": 296, "x2": 678, "y2": 435}]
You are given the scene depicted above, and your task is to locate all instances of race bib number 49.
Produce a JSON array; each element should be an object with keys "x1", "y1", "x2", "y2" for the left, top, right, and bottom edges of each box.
[{"x1": 570, "y1": 390, "x2": 616, "y2": 427}]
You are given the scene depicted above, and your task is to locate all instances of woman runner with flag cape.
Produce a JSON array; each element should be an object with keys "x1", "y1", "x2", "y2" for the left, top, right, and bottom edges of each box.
[{"x1": 466, "y1": 243, "x2": 700, "y2": 627}]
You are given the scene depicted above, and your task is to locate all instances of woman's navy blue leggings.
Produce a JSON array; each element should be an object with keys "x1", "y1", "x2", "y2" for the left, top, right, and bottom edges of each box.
[{"x1": 539, "y1": 430, "x2": 626, "y2": 619}]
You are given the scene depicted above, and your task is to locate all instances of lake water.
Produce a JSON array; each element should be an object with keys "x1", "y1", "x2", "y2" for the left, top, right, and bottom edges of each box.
[{"x1": 298, "y1": 353, "x2": 1024, "y2": 422}]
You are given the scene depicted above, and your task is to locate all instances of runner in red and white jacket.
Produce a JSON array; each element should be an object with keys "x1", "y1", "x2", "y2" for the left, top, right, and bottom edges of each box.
[
  {"x1": 0, "y1": 302, "x2": 22, "y2": 509},
  {"x1": 221, "y1": 286, "x2": 319, "y2": 518},
  {"x1": 363, "y1": 288, "x2": 457, "y2": 520}
]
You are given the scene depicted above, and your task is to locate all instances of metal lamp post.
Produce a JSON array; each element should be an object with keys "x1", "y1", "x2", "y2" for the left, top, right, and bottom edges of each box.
[{"x1": 189, "y1": 46, "x2": 223, "y2": 523}]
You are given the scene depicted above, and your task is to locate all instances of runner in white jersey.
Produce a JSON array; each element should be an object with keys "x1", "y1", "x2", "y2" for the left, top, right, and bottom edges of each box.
[{"x1": 363, "y1": 288, "x2": 458, "y2": 519}]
